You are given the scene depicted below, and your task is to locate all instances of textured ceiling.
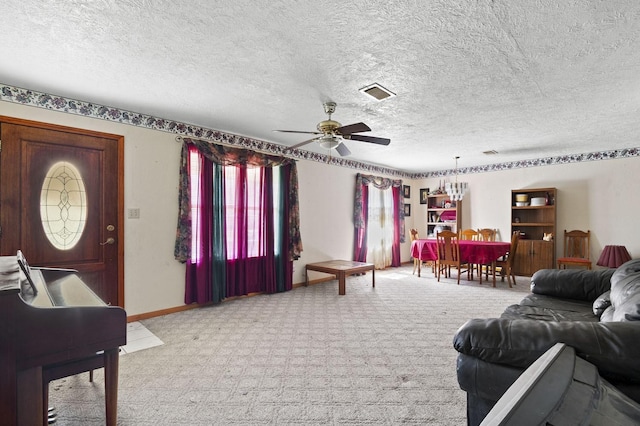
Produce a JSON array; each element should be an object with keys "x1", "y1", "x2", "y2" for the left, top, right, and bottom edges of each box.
[{"x1": 2, "y1": 0, "x2": 640, "y2": 173}]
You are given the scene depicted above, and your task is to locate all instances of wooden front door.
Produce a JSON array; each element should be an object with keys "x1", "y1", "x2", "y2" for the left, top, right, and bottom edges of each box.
[{"x1": 0, "y1": 117, "x2": 124, "y2": 307}]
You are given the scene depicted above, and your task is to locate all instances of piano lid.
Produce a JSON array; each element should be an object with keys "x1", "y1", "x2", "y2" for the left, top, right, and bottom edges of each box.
[{"x1": 33, "y1": 268, "x2": 103, "y2": 306}]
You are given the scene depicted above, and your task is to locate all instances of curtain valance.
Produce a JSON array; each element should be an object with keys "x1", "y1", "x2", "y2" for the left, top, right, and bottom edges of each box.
[
  {"x1": 354, "y1": 173, "x2": 403, "y2": 229},
  {"x1": 182, "y1": 137, "x2": 296, "y2": 167}
]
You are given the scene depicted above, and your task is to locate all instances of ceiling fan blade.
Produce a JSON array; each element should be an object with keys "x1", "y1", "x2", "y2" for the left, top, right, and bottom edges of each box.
[
  {"x1": 335, "y1": 143, "x2": 351, "y2": 156},
  {"x1": 348, "y1": 134, "x2": 391, "y2": 146},
  {"x1": 286, "y1": 137, "x2": 319, "y2": 150},
  {"x1": 336, "y1": 122, "x2": 371, "y2": 135},
  {"x1": 345, "y1": 135, "x2": 391, "y2": 145},
  {"x1": 274, "y1": 129, "x2": 322, "y2": 135}
]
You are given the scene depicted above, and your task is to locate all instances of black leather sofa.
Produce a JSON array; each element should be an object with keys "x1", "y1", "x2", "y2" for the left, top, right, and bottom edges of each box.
[{"x1": 453, "y1": 258, "x2": 640, "y2": 426}]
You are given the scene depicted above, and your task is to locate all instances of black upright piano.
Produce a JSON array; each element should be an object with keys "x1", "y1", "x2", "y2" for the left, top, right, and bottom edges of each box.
[{"x1": 0, "y1": 253, "x2": 127, "y2": 425}]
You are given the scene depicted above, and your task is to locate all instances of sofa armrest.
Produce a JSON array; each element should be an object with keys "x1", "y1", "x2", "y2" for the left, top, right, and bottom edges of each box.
[
  {"x1": 530, "y1": 268, "x2": 614, "y2": 301},
  {"x1": 453, "y1": 318, "x2": 640, "y2": 384}
]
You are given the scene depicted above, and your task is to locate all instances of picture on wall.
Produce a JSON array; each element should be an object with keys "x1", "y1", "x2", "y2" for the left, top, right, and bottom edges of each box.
[
  {"x1": 404, "y1": 204, "x2": 411, "y2": 217},
  {"x1": 420, "y1": 188, "x2": 429, "y2": 204},
  {"x1": 403, "y1": 185, "x2": 410, "y2": 198}
]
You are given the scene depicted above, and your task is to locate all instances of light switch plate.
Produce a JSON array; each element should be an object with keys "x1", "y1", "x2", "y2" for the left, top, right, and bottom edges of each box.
[{"x1": 128, "y1": 208, "x2": 140, "y2": 219}]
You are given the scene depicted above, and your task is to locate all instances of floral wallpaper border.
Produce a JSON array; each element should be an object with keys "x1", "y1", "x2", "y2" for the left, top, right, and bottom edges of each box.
[
  {"x1": 413, "y1": 147, "x2": 640, "y2": 180},
  {"x1": 2, "y1": 83, "x2": 638, "y2": 179}
]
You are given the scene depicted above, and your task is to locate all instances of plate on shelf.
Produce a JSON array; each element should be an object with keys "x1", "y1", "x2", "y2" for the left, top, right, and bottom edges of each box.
[{"x1": 515, "y1": 202, "x2": 529, "y2": 206}]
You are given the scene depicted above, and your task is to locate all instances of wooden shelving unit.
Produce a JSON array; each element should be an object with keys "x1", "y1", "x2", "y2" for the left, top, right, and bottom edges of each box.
[
  {"x1": 426, "y1": 193, "x2": 461, "y2": 238},
  {"x1": 511, "y1": 187, "x2": 556, "y2": 276}
]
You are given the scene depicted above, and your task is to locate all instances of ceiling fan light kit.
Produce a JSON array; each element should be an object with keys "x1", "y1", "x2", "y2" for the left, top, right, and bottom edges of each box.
[
  {"x1": 275, "y1": 102, "x2": 390, "y2": 156},
  {"x1": 318, "y1": 135, "x2": 341, "y2": 150}
]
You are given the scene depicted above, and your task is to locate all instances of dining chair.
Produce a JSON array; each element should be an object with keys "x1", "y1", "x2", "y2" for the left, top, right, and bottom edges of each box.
[
  {"x1": 476, "y1": 228, "x2": 497, "y2": 280},
  {"x1": 494, "y1": 231, "x2": 521, "y2": 288},
  {"x1": 557, "y1": 230, "x2": 592, "y2": 270},
  {"x1": 459, "y1": 229, "x2": 479, "y2": 279},
  {"x1": 436, "y1": 230, "x2": 469, "y2": 284},
  {"x1": 477, "y1": 228, "x2": 497, "y2": 242},
  {"x1": 459, "y1": 228, "x2": 479, "y2": 241}
]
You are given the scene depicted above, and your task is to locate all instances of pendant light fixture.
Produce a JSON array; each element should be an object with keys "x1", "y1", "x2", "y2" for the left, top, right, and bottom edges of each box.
[{"x1": 445, "y1": 156, "x2": 468, "y2": 201}]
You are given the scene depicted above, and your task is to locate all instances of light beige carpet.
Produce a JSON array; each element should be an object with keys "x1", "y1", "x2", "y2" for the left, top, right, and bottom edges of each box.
[{"x1": 49, "y1": 264, "x2": 530, "y2": 425}]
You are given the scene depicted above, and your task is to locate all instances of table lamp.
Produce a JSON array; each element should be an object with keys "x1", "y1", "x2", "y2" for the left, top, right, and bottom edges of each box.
[{"x1": 596, "y1": 245, "x2": 632, "y2": 268}]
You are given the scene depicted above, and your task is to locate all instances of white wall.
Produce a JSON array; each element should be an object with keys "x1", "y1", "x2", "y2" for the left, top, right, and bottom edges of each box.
[
  {"x1": 1, "y1": 101, "x2": 184, "y2": 316},
  {"x1": 295, "y1": 160, "x2": 403, "y2": 282},
  {"x1": 407, "y1": 158, "x2": 640, "y2": 263},
  {"x1": 2, "y1": 99, "x2": 639, "y2": 317}
]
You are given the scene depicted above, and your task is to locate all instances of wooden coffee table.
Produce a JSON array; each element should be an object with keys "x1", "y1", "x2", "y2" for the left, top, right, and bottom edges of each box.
[{"x1": 305, "y1": 260, "x2": 375, "y2": 295}]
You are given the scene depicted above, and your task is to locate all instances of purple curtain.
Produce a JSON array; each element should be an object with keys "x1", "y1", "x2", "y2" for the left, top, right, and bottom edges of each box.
[
  {"x1": 225, "y1": 166, "x2": 279, "y2": 296},
  {"x1": 184, "y1": 149, "x2": 227, "y2": 304},
  {"x1": 185, "y1": 149, "x2": 213, "y2": 304}
]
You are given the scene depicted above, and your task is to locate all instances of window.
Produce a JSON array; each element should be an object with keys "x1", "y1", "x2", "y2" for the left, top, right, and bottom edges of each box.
[
  {"x1": 40, "y1": 161, "x2": 87, "y2": 250},
  {"x1": 178, "y1": 140, "x2": 301, "y2": 303},
  {"x1": 189, "y1": 151, "x2": 280, "y2": 261},
  {"x1": 366, "y1": 185, "x2": 395, "y2": 268}
]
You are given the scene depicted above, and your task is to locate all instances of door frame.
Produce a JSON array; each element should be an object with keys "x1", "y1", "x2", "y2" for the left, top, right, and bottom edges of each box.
[{"x1": 0, "y1": 115, "x2": 125, "y2": 307}]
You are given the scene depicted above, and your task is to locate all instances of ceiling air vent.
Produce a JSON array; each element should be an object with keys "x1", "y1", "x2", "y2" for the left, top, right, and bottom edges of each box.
[{"x1": 359, "y1": 83, "x2": 396, "y2": 101}]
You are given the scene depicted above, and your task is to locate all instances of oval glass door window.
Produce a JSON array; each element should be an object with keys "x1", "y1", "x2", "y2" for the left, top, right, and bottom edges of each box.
[{"x1": 40, "y1": 162, "x2": 88, "y2": 250}]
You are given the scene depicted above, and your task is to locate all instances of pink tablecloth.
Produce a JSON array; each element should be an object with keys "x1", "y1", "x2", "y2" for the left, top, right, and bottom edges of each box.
[{"x1": 411, "y1": 239, "x2": 511, "y2": 265}]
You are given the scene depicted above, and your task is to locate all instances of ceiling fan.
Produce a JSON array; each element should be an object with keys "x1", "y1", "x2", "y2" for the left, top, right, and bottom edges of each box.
[{"x1": 274, "y1": 102, "x2": 390, "y2": 156}]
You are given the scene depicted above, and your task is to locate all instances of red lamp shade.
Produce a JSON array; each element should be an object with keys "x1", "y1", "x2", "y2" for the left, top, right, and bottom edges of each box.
[{"x1": 596, "y1": 245, "x2": 632, "y2": 268}]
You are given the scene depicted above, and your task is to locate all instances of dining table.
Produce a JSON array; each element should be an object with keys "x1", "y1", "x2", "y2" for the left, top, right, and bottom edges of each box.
[{"x1": 410, "y1": 239, "x2": 511, "y2": 282}]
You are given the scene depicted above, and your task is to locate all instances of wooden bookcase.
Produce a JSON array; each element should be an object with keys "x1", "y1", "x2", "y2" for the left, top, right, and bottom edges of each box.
[
  {"x1": 511, "y1": 188, "x2": 556, "y2": 276},
  {"x1": 426, "y1": 193, "x2": 461, "y2": 238}
]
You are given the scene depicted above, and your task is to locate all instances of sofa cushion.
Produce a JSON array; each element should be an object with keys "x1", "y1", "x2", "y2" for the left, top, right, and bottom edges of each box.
[
  {"x1": 601, "y1": 305, "x2": 614, "y2": 322},
  {"x1": 530, "y1": 268, "x2": 613, "y2": 301},
  {"x1": 601, "y1": 259, "x2": 640, "y2": 322},
  {"x1": 593, "y1": 291, "x2": 611, "y2": 317},
  {"x1": 521, "y1": 294, "x2": 594, "y2": 313},
  {"x1": 500, "y1": 294, "x2": 597, "y2": 322},
  {"x1": 501, "y1": 304, "x2": 598, "y2": 322}
]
